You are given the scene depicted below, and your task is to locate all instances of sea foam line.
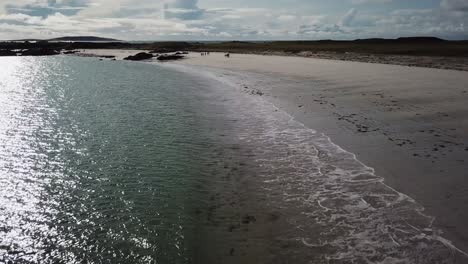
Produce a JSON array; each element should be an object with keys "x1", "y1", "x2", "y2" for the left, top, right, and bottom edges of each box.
[{"x1": 159, "y1": 62, "x2": 468, "y2": 261}]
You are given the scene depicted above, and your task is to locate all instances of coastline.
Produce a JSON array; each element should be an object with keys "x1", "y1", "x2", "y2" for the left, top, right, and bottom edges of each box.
[
  {"x1": 69, "y1": 50, "x2": 468, "y2": 258},
  {"x1": 162, "y1": 61, "x2": 468, "y2": 261},
  {"x1": 196, "y1": 50, "x2": 468, "y2": 72},
  {"x1": 168, "y1": 53, "x2": 468, "y2": 254},
  {"x1": 162, "y1": 62, "x2": 468, "y2": 262},
  {"x1": 69, "y1": 49, "x2": 468, "y2": 72}
]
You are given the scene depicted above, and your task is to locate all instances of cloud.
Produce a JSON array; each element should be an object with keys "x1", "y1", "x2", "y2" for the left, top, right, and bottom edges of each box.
[
  {"x1": 340, "y1": 8, "x2": 357, "y2": 26},
  {"x1": 441, "y1": 0, "x2": 468, "y2": 12},
  {"x1": 4, "y1": 0, "x2": 89, "y2": 17},
  {"x1": 0, "y1": 0, "x2": 467, "y2": 41},
  {"x1": 163, "y1": 0, "x2": 203, "y2": 20},
  {"x1": 0, "y1": 13, "x2": 43, "y2": 25},
  {"x1": 297, "y1": 23, "x2": 344, "y2": 35},
  {"x1": 278, "y1": 15, "x2": 296, "y2": 22},
  {"x1": 351, "y1": 0, "x2": 393, "y2": 4},
  {"x1": 374, "y1": 8, "x2": 467, "y2": 38}
]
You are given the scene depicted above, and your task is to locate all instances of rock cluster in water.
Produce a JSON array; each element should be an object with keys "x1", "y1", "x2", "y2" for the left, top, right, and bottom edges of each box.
[
  {"x1": 123, "y1": 52, "x2": 154, "y2": 61},
  {"x1": 0, "y1": 48, "x2": 187, "y2": 61},
  {"x1": 0, "y1": 50, "x2": 16, "y2": 56},
  {"x1": 156, "y1": 54, "x2": 185, "y2": 61},
  {"x1": 124, "y1": 51, "x2": 186, "y2": 61},
  {"x1": 0, "y1": 48, "x2": 60, "y2": 56}
]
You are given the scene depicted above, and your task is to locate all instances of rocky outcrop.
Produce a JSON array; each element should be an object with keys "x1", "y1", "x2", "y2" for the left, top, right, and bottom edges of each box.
[
  {"x1": 63, "y1": 50, "x2": 78, "y2": 54},
  {"x1": 0, "y1": 50, "x2": 17, "y2": 56},
  {"x1": 156, "y1": 54, "x2": 185, "y2": 61},
  {"x1": 20, "y1": 48, "x2": 60, "y2": 56},
  {"x1": 123, "y1": 52, "x2": 153, "y2": 61}
]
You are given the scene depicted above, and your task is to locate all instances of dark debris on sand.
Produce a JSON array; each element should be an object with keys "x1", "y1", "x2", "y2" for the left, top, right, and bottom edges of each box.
[{"x1": 241, "y1": 215, "x2": 257, "y2": 224}]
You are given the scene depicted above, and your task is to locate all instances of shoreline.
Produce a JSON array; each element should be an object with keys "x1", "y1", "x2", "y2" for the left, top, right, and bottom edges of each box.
[
  {"x1": 163, "y1": 62, "x2": 468, "y2": 262},
  {"x1": 69, "y1": 49, "x2": 468, "y2": 72},
  {"x1": 3, "y1": 37, "x2": 468, "y2": 72},
  {"x1": 165, "y1": 53, "x2": 468, "y2": 253},
  {"x1": 197, "y1": 50, "x2": 468, "y2": 72},
  {"x1": 70, "y1": 50, "x2": 468, "y2": 258}
]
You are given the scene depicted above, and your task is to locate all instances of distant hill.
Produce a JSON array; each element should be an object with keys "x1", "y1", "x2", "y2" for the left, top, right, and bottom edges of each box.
[
  {"x1": 9, "y1": 36, "x2": 121, "y2": 42},
  {"x1": 353, "y1": 37, "x2": 446, "y2": 43},
  {"x1": 48, "y1": 36, "x2": 121, "y2": 42},
  {"x1": 396, "y1": 37, "x2": 446, "y2": 43}
]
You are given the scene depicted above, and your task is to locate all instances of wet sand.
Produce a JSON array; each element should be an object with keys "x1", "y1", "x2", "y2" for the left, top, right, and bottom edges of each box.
[{"x1": 168, "y1": 52, "x2": 468, "y2": 254}]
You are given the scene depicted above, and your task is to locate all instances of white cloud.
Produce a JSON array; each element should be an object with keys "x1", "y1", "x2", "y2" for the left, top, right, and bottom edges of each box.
[
  {"x1": 278, "y1": 15, "x2": 297, "y2": 22},
  {"x1": 340, "y1": 8, "x2": 357, "y2": 26},
  {"x1": 162, "y1": 0, "x2": 203, "y2": 20},
  {"x1": 441, "y1": 0, "x2": 468, "y2": 12},
  {"x1": 351, "y1": 0, "x2": 393, "y2": 4},
  {"x1": 0, "y1": 0, "x2": 467, "y2": 40}
]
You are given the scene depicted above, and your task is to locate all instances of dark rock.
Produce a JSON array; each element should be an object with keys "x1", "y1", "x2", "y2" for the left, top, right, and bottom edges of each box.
[
  {"x1": 0, "y1": 49, "x2": 17, "y2": 56},
  {"x1": 20, "y1": 48, "x2": 60, "y2": 56},
  {"x1": 99, "y1": 55, "x2": 116, "y2": 59},
  {"x1": 0, "y1": 245, "x2": 11, "y2": 250},
  {"x1": 267, "y1": 212, "x2": 280, "y2": 222},
  {"x1": 156, "y1": 54, "x2": 185, "y2": 61},
  {"x1": 241, "y1": 215, "x2": 256, "y2": 224},
  {"x1": 123, "y1": 52, "x2": 153, "y2": 61},
  {"x1": 63, "y1": 50, "x2": 78, "y2": 54},
  {"x1": 228, "y1": 224, "x2": 239, "y2": 232}
]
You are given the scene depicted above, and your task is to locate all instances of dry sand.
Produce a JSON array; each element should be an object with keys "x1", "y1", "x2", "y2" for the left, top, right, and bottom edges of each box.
[
  {"x1": 169, "y1": 52, "x2": 468, "y2": 253},
  {"x1": 73, "y1": 49, "x2": 148, "y2": 60}
]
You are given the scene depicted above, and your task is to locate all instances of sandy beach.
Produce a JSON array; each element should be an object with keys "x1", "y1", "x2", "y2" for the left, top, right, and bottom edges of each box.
[
  {"x1": 73, "y1": 49, "x2": 145, "y2": 60},
  {"x1": 167, "y1": 52, "x2": 468, "y2": 253},
  {"x1": 69, "y1": 49, "x2": 468, "y2": 258},
  {"x1": 4, "y1": 0, "x2": 468, "y2": 261}
]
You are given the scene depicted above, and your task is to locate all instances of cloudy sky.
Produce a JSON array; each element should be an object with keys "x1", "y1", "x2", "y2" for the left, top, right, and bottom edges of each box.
[{"x1": 0, "y1": 0, "x2": 467, "y2": 40}]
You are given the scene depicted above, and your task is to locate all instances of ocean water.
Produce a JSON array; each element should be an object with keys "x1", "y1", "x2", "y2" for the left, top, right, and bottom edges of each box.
[
  {"x1": 0, "y1": 56, "x2": 466, "y2": 263},
  {"x1": 0, "y1": 57, "x2": 242, "y2": 263}
]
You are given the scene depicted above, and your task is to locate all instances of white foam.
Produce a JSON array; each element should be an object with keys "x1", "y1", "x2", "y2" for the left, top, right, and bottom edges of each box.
[{"x1": 159, "y1": 62, "x2": 468, "y2": 263}]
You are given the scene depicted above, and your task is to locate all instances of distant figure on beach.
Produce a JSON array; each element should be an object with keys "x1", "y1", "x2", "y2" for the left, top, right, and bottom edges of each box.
[{"x1": 225, "y1": 53, "x2": 230, "y2": 58}]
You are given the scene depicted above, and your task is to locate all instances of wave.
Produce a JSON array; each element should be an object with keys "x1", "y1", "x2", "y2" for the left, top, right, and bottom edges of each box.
[{"x1": 161, "y1": 63, "x2": 468, "y2": 263}]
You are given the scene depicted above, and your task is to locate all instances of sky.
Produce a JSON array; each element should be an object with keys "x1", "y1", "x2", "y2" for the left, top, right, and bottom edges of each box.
[{"x1": 0, "y1": 0, "x2": 467, "y2": 40}]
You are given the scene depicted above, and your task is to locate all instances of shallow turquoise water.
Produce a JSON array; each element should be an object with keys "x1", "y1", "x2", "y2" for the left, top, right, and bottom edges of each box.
[{"x1": 0, "y1": 57, "x2": 236, "y2": 263}]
